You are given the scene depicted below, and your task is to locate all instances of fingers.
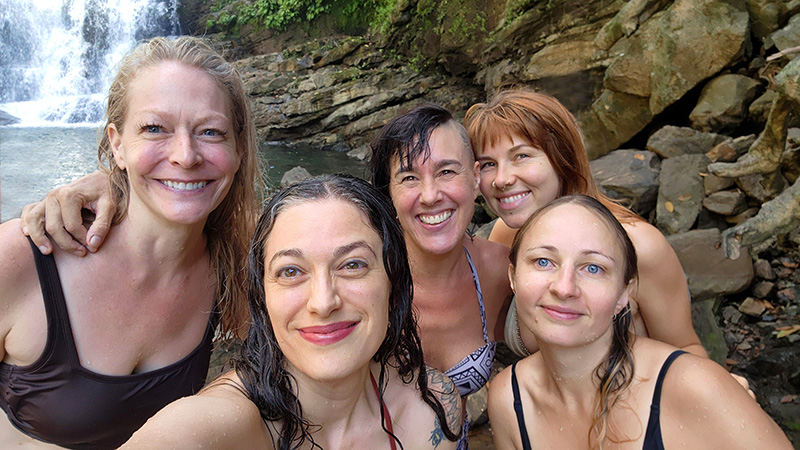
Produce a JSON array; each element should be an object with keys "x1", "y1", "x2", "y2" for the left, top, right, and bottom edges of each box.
[
  {"x1": 44, "y1": 191, "x2": 88, "y2": 257},
  {"x1": 731, "y1": 373, "x2": 756, "y2": 400},
  {"x1": 85, "y1": 194, "x2": 114, "y2": 252},
  {"x1": 20, "y1": 201, "x2": 53, "y2": 254}
]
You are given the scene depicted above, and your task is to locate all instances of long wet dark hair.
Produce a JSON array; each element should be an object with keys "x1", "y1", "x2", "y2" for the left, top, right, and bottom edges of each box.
[
  {"x1": 509, "y1": 195, "x2": 638, "y2": 450},
  {"x1": 234, "y1": 174, "x2": 460, "y2": 450}
]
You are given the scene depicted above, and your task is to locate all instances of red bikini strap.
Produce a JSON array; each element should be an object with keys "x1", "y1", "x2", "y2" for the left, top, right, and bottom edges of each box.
[{"x1": 369, "y1": 371, "x2": 397, "y2": 450}]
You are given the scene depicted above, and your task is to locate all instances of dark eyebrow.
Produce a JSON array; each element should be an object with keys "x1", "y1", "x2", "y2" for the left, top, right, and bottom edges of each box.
[
  {"x1": 393, "y1": 158, "x2": 463, "y2": 176},
  {"x1": 334, "y1": 241, "x2": 377, "y2": 260},
  {"x1": 267, "y1": 241, "x2": 378, "y2": 269}
]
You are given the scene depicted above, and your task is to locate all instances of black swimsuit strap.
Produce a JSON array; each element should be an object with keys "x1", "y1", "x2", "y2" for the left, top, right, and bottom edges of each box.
[
  {"x1": 643, "y1": 350, "x2": 687, "y2": 450},
  {"x1": 511, "y1": 361, "x2": 533, "y2": 450}
]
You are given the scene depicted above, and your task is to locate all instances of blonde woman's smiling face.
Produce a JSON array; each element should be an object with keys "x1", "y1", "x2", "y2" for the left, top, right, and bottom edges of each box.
[{"x1": 509, "y1": 203, "x2": 631, "y2": 348}]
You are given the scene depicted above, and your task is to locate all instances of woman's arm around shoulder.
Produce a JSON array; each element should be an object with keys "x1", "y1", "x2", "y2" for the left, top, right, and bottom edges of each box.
[
  {"x1": 661, "y1": 353, "x2": 793, "y2": 449},
  {"x1": 119, "y1": 374, "x2": 272, "y2": 450},
  {"x1": 0, "y1": 219, "x2": 41, "y2": 363},
  {"x1": 488, "y1": 364, "x2": 523, "y2": 450},
  {"x1": 623, "y1": 220, "x2": 707, "y2": 357}
]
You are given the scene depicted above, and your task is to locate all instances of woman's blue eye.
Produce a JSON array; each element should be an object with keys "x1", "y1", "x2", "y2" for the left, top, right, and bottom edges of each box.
[
  {"x1": 142, "y1": 124, "x2": 162, "y2": 133},
  {"x1": 202, "y1": 128, "x2": 225, "y2": 137},
  {"x1": 535, "y1": 258, "x2": 550, "y2": 268},
  {"x1": 586, "y1": 264, "x2": 601, "y2": 274}
]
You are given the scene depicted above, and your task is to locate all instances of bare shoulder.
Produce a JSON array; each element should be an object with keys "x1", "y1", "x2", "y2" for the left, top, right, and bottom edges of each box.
[
  {"x1": 488, "y1": 219, "x2": 516, "y2": 248},
  {"x1": 121, "y1": 372, "x2": 271, "y2": 450},
  {"x1": 487, "y1": 361, "x2": 527, "y2": 449},
  {"x1": 0, "y1": 219, "x2": 38, "y2": 292},
  {"x1": 467, "y1": 236, "x2": 514, "y2": 339},
  {"x1": 621, "y1": 220, "x2": 673, "y2": 263},
  {"x1": 659, "y1": 351, "x2": 793, "y2": 449},
  {"x1": 0, "y1": 220, "x2": 40, "y2": 345}
]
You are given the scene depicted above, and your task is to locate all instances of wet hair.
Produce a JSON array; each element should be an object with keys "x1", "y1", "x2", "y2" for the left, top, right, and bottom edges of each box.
[
  {"x1": 508, "y1": 195, "x2": 637, "y2": 450},
  {"x1": 464, "y1": 89, "x2": 639, "y2": 224},
  {"x1": 234, "y1": 174, "x2": 460, "y2": 450},
  {"x1": 96, "y1": 36, "x2": 261, "y2": 336},
  {"x1": 368, "y1": 103, "x2": 472, "y2": 200}
]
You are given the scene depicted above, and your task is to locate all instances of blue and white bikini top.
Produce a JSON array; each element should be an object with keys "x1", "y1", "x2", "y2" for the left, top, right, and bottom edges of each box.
[{"x1": 443, "y1": 247, "x2": 497, "y2": 397}]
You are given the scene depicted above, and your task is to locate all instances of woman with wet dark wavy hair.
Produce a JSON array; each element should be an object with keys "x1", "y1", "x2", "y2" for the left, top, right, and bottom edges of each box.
[
  {"x1": 488, "y1": 195, "x2": 791, "y2": 450},
  {"x1": 121, "y1": 174, "x2": 462, "y2": 450}
]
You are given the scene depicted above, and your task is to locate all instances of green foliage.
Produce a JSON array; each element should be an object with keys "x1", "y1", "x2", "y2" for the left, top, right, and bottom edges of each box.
[{"x1": 205, "y1": 0, "x2": 397, "y2": 34}]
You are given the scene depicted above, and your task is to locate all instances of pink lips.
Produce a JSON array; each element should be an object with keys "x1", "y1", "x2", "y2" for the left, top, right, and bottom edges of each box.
[
  {"x1": 298, "y1": 321, "x2": 358, "y2": 345},
  {"x1": 541, "y1": 305, "x2": 582, "y2": 321}
]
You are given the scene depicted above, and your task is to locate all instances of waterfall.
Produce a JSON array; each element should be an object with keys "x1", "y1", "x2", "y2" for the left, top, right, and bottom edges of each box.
[{"x1": 0, "y1": 0, "x2": 181, "y2": 126}]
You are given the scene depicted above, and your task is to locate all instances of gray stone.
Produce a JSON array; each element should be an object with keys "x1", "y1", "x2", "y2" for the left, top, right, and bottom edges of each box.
[
  {"x1": 770, "y1": 13, "x2": 800, "y2": 60},
  {"x1": 0, "y1": 110, "x2": 20, "y2": 126},
  {"x1": 735, "y1": 170, "x2": 788, "y2": 203},
  {"x1": 747, "y1": 0, "x2": 785, "y2": 39},
  {"x1": 692, "y1": 298, "x2": 728, "y2": 365},
  {"x1": 590, "y1": 149, "x2": 661, "y2": 216},
  {"x1": 752, "y1": 281, "x2": 775, "y2": 298},
  {"x1": 704, "y1": 173, "x2": 736, "y2": 195},
  {"x1": 749, "y1": 90, "x2": 779, "y2": 125},
  {"x1": 703, "y1": 189, "x2": 748, "y2": 215},
  {"x1": 656, "y1": 154, "x2": 709, "y2": 234},
  {"x1": 739, "y1": 297, "x2": 766, "y2": 316},
  {"x1": 726, "y1": 207, "x2": 760, "y2": 225},
  {"x1": 667, "y1": 228, "x2": 754, "y2": 300},
  {"x1": 646, "y1": 126, "x2": 728, "y2": 159},
  {"x1": 280, "y1": 166, "x2": 312, "y2": 188},
  {"x1": 706, "y1": 139, "x2": 739, "y2": 163},
  {"x1": 754, "y1": 259, "x2": 777, "y2": 280},
  {"x1": 689, "y1": 74, "x2": 763, "y2": 133}
]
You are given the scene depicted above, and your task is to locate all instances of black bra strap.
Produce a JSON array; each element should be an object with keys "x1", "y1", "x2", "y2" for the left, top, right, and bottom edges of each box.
[{"x1": 511, "y1": 361, "x2": 533, "y2": 450}]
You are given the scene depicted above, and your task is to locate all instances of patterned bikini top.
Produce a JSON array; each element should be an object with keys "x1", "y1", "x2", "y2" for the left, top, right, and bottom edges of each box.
[{"x1": 443, "y1": 247, "x2": 497, "y2": 398}]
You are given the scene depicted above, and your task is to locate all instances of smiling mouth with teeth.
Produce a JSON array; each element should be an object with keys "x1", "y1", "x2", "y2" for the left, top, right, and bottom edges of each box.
[
  {"x1": 499, "y1": 192, "x2": 528, "y2": 204},
  {"x1": 160, "y1": 180, "x2": 209, "y2": 191},
  {"x1": 418, "y1": 210, "x2": 452, "y2": 225}
]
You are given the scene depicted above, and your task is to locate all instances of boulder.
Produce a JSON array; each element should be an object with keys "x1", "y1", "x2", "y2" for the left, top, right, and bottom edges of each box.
[
  {"x1": 656, "y1": 154, "x2": 710, "y2": 234},
  {"x1": 646, "y1": 125, "x2": 728, "y2": 159},
  {"x1": 769, "y1": 13, "x2": 800, "y2": 59},
  {"x1": 692, "y1": 298, "x2": 728, "y2": 364},
  {"x1": 689, "y1": 74, "x2": 763, "y2": 133},
  {"x1": 703, "y1": 189, "x2": 749, "y2": 215},
  {"x1": 0, "y1": 110, "x2": 21, "y2": 126},
  {"x1": 667, "y1": 228, "x2": 754, "y2": 300},
  {"x1": 590, "y1": 149, "x2": 661, "y2": 216},
  {"x1": 280, "y1": 166, "x2": 312, "y2": 188},
  {"x1": 582, "y1": 0, "x2": 750, "y2": 157}
]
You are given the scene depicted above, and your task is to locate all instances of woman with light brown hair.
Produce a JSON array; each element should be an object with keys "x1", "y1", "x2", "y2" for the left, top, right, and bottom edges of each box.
[
  {"x1": 489, "y1": 195, "x2": 791, "y2": 450},
  {"x1": 0, "y1": 36, "x2": 260, "y2": 449}
]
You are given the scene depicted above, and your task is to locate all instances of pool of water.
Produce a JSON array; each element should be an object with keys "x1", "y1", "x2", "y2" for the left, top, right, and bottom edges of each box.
[{"x1": 0, "y1": 126, "x2": 367, "y2": 221}]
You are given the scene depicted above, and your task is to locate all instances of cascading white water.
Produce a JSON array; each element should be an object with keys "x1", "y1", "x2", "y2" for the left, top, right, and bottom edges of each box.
[{"x1": 0, "y1": 0, "x2": 181, "y2": 126}]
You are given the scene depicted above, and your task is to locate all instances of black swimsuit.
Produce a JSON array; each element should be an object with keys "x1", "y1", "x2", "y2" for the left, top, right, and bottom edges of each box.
[
  {"x1": 0, "y1": 238, "x2": 215, "y2": 450},
  {"x1": 511, "y1": 350, "x2": 687, "y2": 450}
]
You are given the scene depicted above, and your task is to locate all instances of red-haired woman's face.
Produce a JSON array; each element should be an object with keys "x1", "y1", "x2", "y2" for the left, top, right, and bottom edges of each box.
[{"x1": 475, "y1": 133, "x2": 561, "y2": 229}]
